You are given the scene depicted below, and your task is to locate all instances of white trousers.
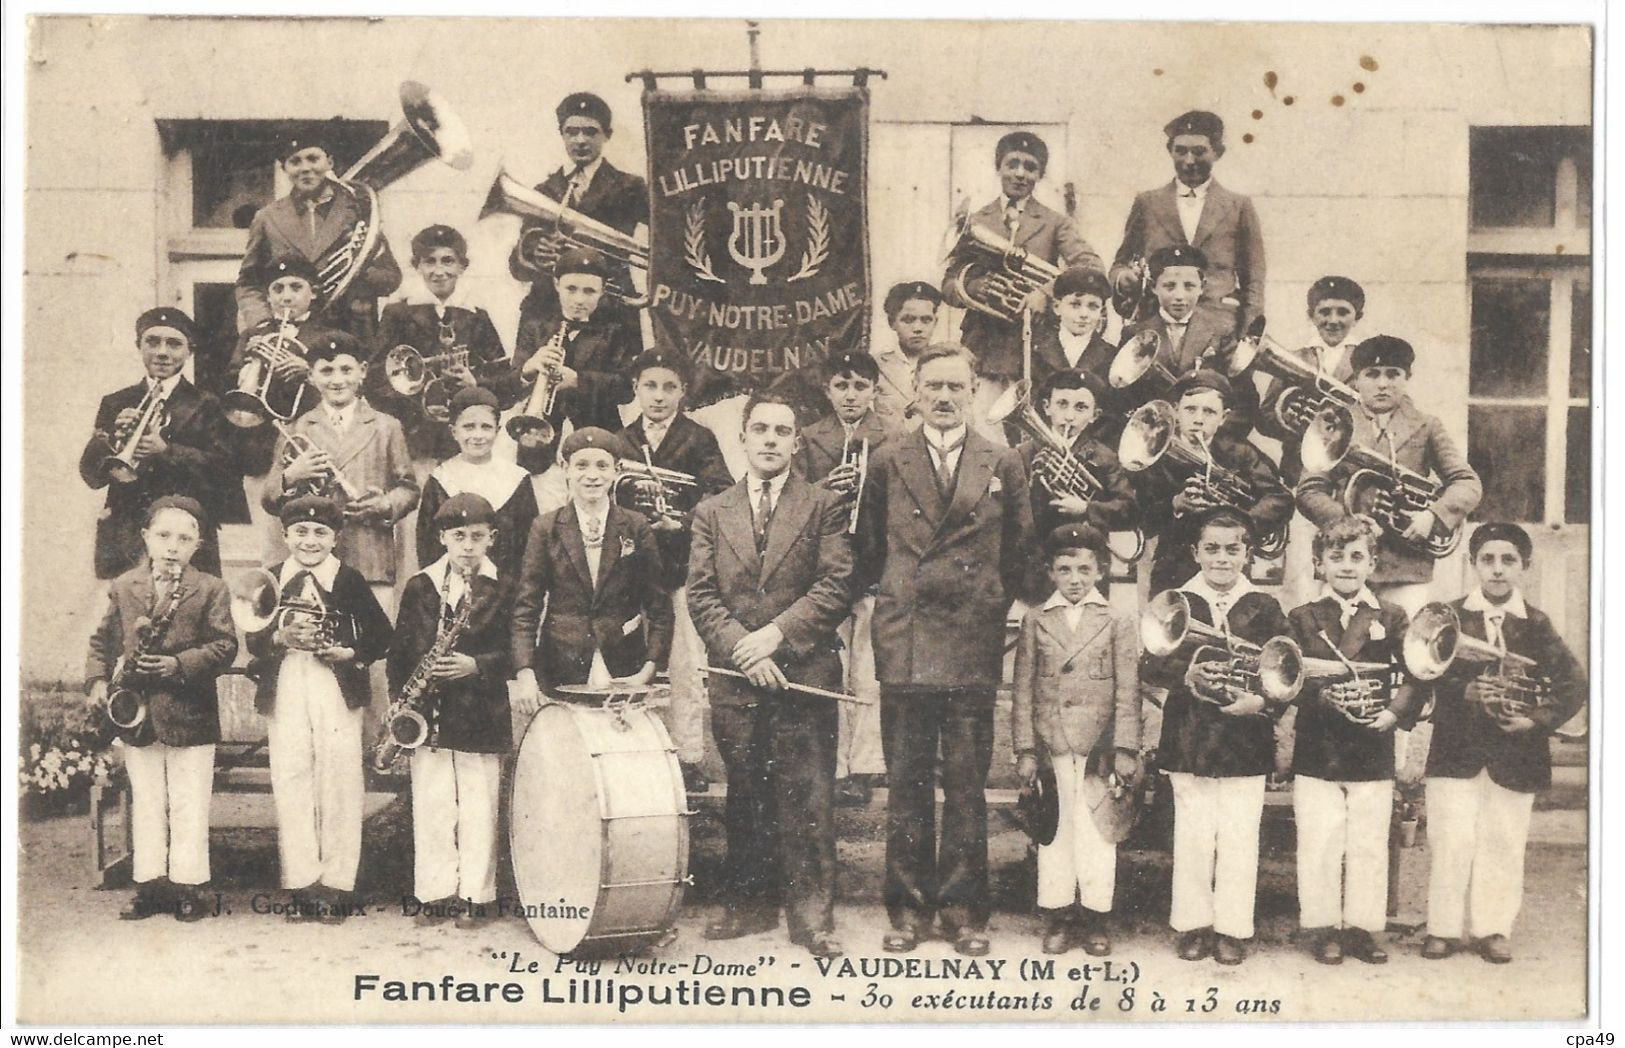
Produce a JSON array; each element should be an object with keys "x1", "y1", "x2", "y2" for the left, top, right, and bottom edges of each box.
[
  {"x1": 1168, "y1": 772, "x2": 1266, "y2": 938},
  {"x1": 123, "y1": 741, "x2": 215, "y2": 886},
  {"x1": 836, "y1": 595, "x2": 885, "y2": 778},
  {"x1": 660, "y1": 585, "x2": 708, "y2": 764},
  {"x1": 412, "y1": 748, "x2": 503, "y2": 903},
  {"x1": 268, "y1": 653, "x2": 363, "y2": 891},
  {"x1": 1294, "y1": 775, "x2": 1392, "y2": 932},
  {"x1": 1426, "y1": 770, "x2": 1536, "y2": 939},
  {"x1": 1037, "y1": 754, "x2": 1118, "y2": 911}
]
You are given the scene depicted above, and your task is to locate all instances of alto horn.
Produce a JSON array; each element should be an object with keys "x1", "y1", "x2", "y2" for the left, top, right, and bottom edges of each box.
[
  {"x1": 1141, "y1": 589, "x2": 1304, "y2": 704},
  {"x1": 480, "y1": 167, "x2": 650, "y2": 306},
  {"x1": 942, "y1": 210, "x2": 1063, "y2": 323}
]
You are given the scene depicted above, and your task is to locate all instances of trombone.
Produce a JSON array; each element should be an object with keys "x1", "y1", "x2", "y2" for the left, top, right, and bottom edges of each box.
[
  {"x1": 1141, "y1": 589, "x2": 1305, "y2": 705},
  {"x1": 98, "y1": 382, "x2": 170, "y2": 484}
]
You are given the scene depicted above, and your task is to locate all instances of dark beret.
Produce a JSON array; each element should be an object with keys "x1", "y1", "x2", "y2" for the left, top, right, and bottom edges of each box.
[
  {"x1": 1149, "y1": 244, "x2": 1209, "y2": 277},
  {"x1": 1469, "y1": 522, "x2": 1533, "y2": 563},
  {"x1": 556, "y1": 92, "x2": 612, "y2": 131},
  {"x1": 1170, "y1": 368, "x2": 1232, "y2": 403},
  {"x1": 1039, "y1": 367, "x2": 1108, "y2": 410},
  {"x1": 1308, "y1": 275, "x2": 1366, "y2": 313},
  {"x1": 554, "y1": 246, "x2": 609, "y2": 281},
  {"x1": 144, "y1": 495, "x2": 208, "y2": 530},
  {"x1": 1017, "y1": 763, "x2": 1059, "y2": 847},
  {"x1": 883, "y1": 280, "x2": 942, "y2": 319},
  {"x1": 135, "y1": 307, "x2": 198, "y2": 345},
  {"x1": 279, "y1": 494, "x2": 343, "y2": 531},
  {"x1": 448, "y1": 386, "x2": 500, "y2": 422},
  {"x1": 279, "y1": 131, "x2": 331, "y2": 161},
  {"x1": 1052, "y1": 266, "x2": 1112, "y2": 302},
  {"x1": 410, "y1": 224, "x2": 468, "y2": 261},
  {"x1": 1350, "y1": 335, "x2": 1415, "y2": 373},
  {"x1": 995, "y1": 131, "x2": 1049, "y2": 172},
  {"x1": 826, "y1": 350, "x2": 880, "y2": 383},
  {"x1": 305, "y1": 330, "x2": 364, "y2": 364},
  {"x1": 263, "y1": 255, "x2": 321, "y2": 289},
  {"x1": 1163, "y1": 110, "x2": 1225, "y2": 143},
  {"x1": 435, "y1": 492, "x2": 497, "y2": 529},
  {"x1": 1046, "y1": 522, "x2": 1108, "y2": 560},
  {"x1": 631, "y1": 347, "x2": 691, "y2": 385},
  {"x1": 560, "y1": 426, "x2": 632, "y2": 463}
]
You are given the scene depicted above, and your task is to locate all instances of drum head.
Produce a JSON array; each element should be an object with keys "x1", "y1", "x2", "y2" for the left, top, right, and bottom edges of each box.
[{"x1": 509, "y1": 704, "x2": 602, "y2": 954}]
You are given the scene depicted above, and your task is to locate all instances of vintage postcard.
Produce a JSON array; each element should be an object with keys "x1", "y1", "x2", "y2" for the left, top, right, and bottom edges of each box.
[{"x1": 9, "y1": 11, "x2": 1598, "y2": 1028}]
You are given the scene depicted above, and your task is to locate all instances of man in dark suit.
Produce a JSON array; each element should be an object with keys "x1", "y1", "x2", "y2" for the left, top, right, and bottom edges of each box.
[
  {"x1": 509, "y1": 92, "x2": 648, "y2": 340},
  {"x1": 236, "y1": 133, "x2": 402, "y2": 340},
  {"x1": 686, "y1": 391, "x2": 855, "y2": 957},
  {"x1": 855, "y1": 343, "x2": 1035, "y2": 956},
  {"x1": 1111, "y1": 111, "x2": 1265, "y2": 338},
  {"x1": 80, "y1": 308, "x2": 234, "y2": 579}
]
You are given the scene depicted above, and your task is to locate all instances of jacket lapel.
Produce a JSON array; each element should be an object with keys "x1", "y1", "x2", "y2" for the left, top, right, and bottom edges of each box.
[
  {"x1": 592, "y1": 509, "x2": 625, "y2": 603},
  {"x1": 163, "y1": 379, "x2": 203, "y2": 436},
  {"x1": 1014, "y1": 200, "x2": 1049, "y2": 248},
  {"x1": 1037, "y1": 604, "x2": 1112, "y2": 663},
  {"x1": 1385, "y1": 399, "x2": 1425, "y2": 456},
  {"x1": 557, "y1": 504, "x2": 594, "y2": 595},
  {"x1": 761, "y1": 475, "x2": 815, "y2": 585},
  {"x1": 1152, "y1": 182, "x2": 1187, "y2": 245},
  {"x1": 330, "y1": 402, "x2": 381, "y2": 470},
  {"x1": 718, "y1": 482, "x2": 762, "y2": 578},
  {"x1": 1191, "y1": 182, "x2": 1231, "y2": 250},
  {"x1": 312, "y1": 189, "x2": 353, "y2": 257},
  {"x1": 896, "y1": 432, "x2": 943, "y2": 528},
  {"x1": 267, "y1": 200, "x2": 315, "y2": 258},
  {"x1": 1338, "y1": 604, "x2": 1378, "y2": 659},
  {"x1": 938, "y1": 439, "x2": 994, "y2": 543}
]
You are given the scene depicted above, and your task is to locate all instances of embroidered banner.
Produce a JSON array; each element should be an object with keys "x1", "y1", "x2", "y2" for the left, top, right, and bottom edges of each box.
[{"x1": 643, "y1": 87, "x2": 871, "y2": 402}]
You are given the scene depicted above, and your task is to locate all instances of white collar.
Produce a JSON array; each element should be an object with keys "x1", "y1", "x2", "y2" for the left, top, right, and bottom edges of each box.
[
  {"x1": 1463, "y1": 587, "x2": 1528, "y2": 620},
  {"x1": 403, "y1": 283, "x2": 473, "y2": 311},
  {"x1": 1181, "y1": 571, "x2": 1256, "y2": 610},
  {"x1": 325, "y1": 400, "x2": 357, "y2": 423},
  {"x1": 279, "y1": 554, "x2": 341, "y2": 592},
  {"x1": 923, "y1": 423, "x2": 968, "y2": 452},
  {"x1": 1320, "y1": 583, "x2": 1381, "y2": 610},
  {"x1": 1042, "y1": 588, "x2": 1108, "y2": 611},
  {"x1": 643, "y1": 414, "x2": 675, "y2": 435},
  {"x1": 749, "y1": 469, "x2": 790, "y2": 499},
  {"x1": 1058, "y1": 326, "x2": 1094, "y2": 350},
  {"x1": 1177, "y1": 179, "x2": 1211, "y2": 199},
  {"x1": 1160, "y1": 308, "x2": 1192, "y2": 328},
  {"x1": 432, "y1": 456, "x2": 530, "y2": 510},
  {"x1": 417, "y1": 553, "x2": 499, "y2": 592},
  {"x1": 573, "y1": 499, "x2": 611, "y2": 528},
  {"x1": 146, "y1": 373, "x2": 182, "y2": 398},
  {"x1": 1003, "y1": 195, "x2": 1030, "y2": 214},
  {"x1": 566, "y1": 156, "x2": 604, "y2": 191}
]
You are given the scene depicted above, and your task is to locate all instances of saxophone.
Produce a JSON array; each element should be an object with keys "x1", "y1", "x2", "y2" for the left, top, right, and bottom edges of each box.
[
  {"x1": 105, "y1": 563, "x2": 186, "y2": 744},
  {"x1": 373, "y1": 565, "x2": 479, "y2": 771}
]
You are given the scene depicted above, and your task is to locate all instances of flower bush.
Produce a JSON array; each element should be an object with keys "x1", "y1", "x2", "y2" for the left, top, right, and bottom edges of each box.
[{"x1": 18, "y1": 685, "x2": 116, "y2": 808}]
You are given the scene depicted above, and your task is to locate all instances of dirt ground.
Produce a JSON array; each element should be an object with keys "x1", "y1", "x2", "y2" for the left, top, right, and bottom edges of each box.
[{"x1": 15, "y1": 792, "x2": 1588, "y2": 1025}]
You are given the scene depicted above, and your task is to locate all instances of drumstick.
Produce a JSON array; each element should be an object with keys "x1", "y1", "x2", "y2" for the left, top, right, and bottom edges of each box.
[{"x1": 701, "y1": 665, "x2": 874, "y2": 706}]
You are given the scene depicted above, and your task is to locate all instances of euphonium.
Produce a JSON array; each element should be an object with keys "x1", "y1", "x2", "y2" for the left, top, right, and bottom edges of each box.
[
  {"x1": 1402, "y1": 602, "x2": 1550, "y2": 721},
  {"x1": 1106, "y1": 329, "x2": 1175, "y2": 401},
  {"x1": 1300, "y1": 405, "x2": 1464, "y2": 559},
  {"x1": 1219, "y1": 316, "x2": 1360, "y2": 437},
  {"x1": 612, "y1": 452, "x2": 699, "y2": 525},
  {"x1": 99, "y1": 382, "x2": 170, "y2": 484},
  {"x1": 1118, "y1": 400, "x2": 1286, "y2": 557},
  {"x1": 374, "y1": 565, "x2": 480, "y2": 772},
  {"x1": 942, "y1": 210, "x2": 1063, "y2": 323},
  {"x1": 480, "y1": 167, "x2": 650, "y2": 306},
  {"x1": 105, "y1": 563, "x2": 186, "y2": 738},
  {"x1": 224, "y1": 314, "x2": 312, "y2": 428},
  {"x1": 315, "y1": 81, "x2": 474, "y2": 306},
  {"x1": 1141, "y1": 589, "x2": 1305, "y2": 704},
  {"x1": 507, "y1": 322, "x2": 567, "y2": 448},
  {"x1": 229, "y1": 567, "x2": 343, "y2": 652}
]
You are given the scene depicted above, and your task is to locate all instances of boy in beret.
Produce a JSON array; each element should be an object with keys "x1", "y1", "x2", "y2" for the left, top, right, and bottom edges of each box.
[
  {"x1": 246, "y1": 494, "x2": 392, "y2": 922},
  {"x1": 1031, "y1": 268, "x2": 1120, "y2": 429},
  {"x1": 942, "y1": 131, "x2": 1103, "y2": 429},
  {"x1": 1111, "y1": 110, "x2": 1266, "y2": 337},
  {"x1": 80, "y1": 307, "x2": 233, "y2": 579},
  {"x1": 1421, "y1": 523, "x2": 1586, "y2": 965},
  {"x1": 86, "y1": 496, "x2": 238, "y2": 921},
  {"x1": 390, "y1": 492, "x2": 516, "y2": 929},
  {"x1": 872, "y1": 281, "x2": 940, "y2": 432},
  {"x1": 510, "y1": 427, "x2": 673, "y2": 716},
  {"x1": 1131, "y1": 370, "x2": 1291, "y2": 593},
  {"x1": 509, "y1": 91, "x2": 648, "y2": 340},
  {"x1": 512, "y1": 247, "x2": 643, "y2": 469},
  {"x1": 369, "y1": 224, "x2": 515, "y2": 463},
  {"x1": 1011, "y1": 524, "x2": 1140, "y2": 956},
  {"x1": 1258, "y1": 275, "x2": 1368, "y2": 476},
  {"x1": 616, "y1": 348, "x2": 734, "y2": 791},
  {"x1": 416, "y1": 387, "x2": 539, "y2": 581},
  {"x1": 236, "y1": 132, "x2": 401, "y2": 339}
]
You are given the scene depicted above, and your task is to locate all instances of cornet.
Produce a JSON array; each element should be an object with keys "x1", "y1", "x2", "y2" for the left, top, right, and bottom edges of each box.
[
  {"x1": 507, "y1": 323, "x2": 566, "y2": 449},
  {"x1": 841, "y1": 432, "x2": 869, "y2": 536},
  {"x1": 271, "y1": 419, "x2": 370, "y2": 505},
  {"x1": 99, "y1": 382, "x2": 170, "y2": 484},
  {"x1": 224, "y1": 315, "x2": 312, "y2": 428},
  {"x1": 1300, "y1": 405, "x2": 1464, "y2": 559},
  {"x1": 1220, "y1": 316, "x2": 1360, "y2": 437},
  {"x1": 612, "y1": 453, "x2": 699, "y2": 525},
  {"x1": 1403, "y1": 602, "x2": 1551, "y2": 722},
  {"x1": 1141, "y1": 589, "x2": 1305, "y2": 705},
  {"x1": 230, "y1": 567, "x2": 345, "y2": 652},
  {"x1": 480, "y1": 167, "x2": 649, "y2": 306},
  {"x1": 384, "y1": 329, "x2": 469, "y2": 423}
]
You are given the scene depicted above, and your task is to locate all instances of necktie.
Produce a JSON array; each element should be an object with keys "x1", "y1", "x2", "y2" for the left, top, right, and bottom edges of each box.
[
  {"x1": 1004, "y1": 202, "x2": 1020, "y2": 239},
  {"x1": 563, "y1": 167, "x2": 585, "y2": 208},
  {"x1": 1486, "y1": 612, "x2": 1505, "y2": 650},
  {"x1": 932, "y1": 439, "x2": 962, "y2": 498},
  {"x1": 583, "y1": 516, "x2": 603, "y2": 548},
  {"x1": 755, "y1": 483, "x2": 774, "y2": 554},
  {"x1": 1334, "y1": 597, "x2": 1357, "y2": 629}
]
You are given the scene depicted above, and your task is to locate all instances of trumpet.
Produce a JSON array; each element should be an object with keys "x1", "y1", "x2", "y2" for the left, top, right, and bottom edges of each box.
[
  {"x1": 507, "y1": 322, "x2": 567, "y2": 449},
  {"x1": 272, "y1": 418, "x2": 368, "y2": 503},
  {"x1": 987, "y1": 380, "x2": 1145, "y2": 561},
  {"x1": 1220, "y1": 317, "x2": 1360, "y2": 437},
  {"x1": 942, "y1": 210, "x2": 1062, "y2": 323},
  {"x1": 1118, "y1": 400, "x2": 1286, "y2": 556},
  {"x1": 224, "y1": 314, "x2": 312, "y2": 428},
  {"x1": 1300, "y1": 405, "x2": 1464, "y2": 559},
  {"x1": 613, "y1": 452, "x2": 699, "y2": 524},
  {"x1": 480, "y1": 167, "x2": 649, "y2": 306},
  {"x1": 1141, "y1": 589, "x2": 1305, "y2": 705},
  {"x1": 384, "y1": 333, "x2": 470, "y2": 423},
  {"x1": 99, "y1": 382, "x2": 170, "y2": 484},
  {"x1": 1402, "y1": 602, "x2": 1551, "y2": 723},
  {"x1": 841, "y1": 432, "x2": 869, "y2": 536},
  {"x1": 105, "y1": 563, "x2": 185, "y2": 741},
  {"x1": 229, "y1": 567, "x2": 345, "y2": 652},
  {"x1": 375, "y1": 565, "x2": 480, "y2": 771}
]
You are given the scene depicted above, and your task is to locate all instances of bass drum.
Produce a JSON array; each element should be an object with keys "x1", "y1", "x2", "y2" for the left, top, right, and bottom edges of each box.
[{"x1": 509, "y1": 699, "x2": 689, "y2": 957}]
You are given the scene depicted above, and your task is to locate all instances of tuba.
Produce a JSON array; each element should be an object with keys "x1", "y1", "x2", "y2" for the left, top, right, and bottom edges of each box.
[
  {"x1": 1118, "y1": 400, "x2": 1286, "y2": 556},
  {"x1": 229, "y1": 568, "x2": 344, "y2": 651},
  {"x1": 941, "y1": 209, "x2": 1062, "y2": 323},
  {"x1": 1219, "y1": 316, "x2": 1360, "y2": 437},
  {"x1": 99, "y1": 382, "x2": 170, "y2": 484},
  {"x1": 315, "y1": 82, "x2": 474, "y2": 307},
  {"x1": 223, "y1": 314, "x2": 311, "y2": 428},
  {"x1": 613, "y1": 451, "x2": 700, "y2": 526},
  {"x1": 988, "y1": 380, "x2": 1145, "y2": 561},
  {"x1": 480, "y1": 167, "x2": 649, "y2": 306},
  {"x1": 1141, "y1": 589, "x2": 1305, "y2": 705},
  {"x1": 1300, "y1": 405, "x2": 1464, "y2": 559}
]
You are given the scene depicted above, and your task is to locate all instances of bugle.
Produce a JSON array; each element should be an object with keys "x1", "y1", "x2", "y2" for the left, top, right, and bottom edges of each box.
[
  {"x1": 99, "y1": 382, "x2": 170, "y2": 484},
  {"x1": 1141, "y1": 589, "x2": 1304, "y2": 705},
  {"x1": 480, "y1": 167, "x2": 649, "y2": 306}
]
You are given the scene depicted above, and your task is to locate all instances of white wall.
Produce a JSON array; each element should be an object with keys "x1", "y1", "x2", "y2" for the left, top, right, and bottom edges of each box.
[{"x1": 22, "y1": 17, "x2": 1592, "y2": 681}]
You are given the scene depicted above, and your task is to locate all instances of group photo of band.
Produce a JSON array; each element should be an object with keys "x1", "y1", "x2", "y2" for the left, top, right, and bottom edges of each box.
[{"x1": 15, "y1": 14, "x2": 1597, "y2": 1025}]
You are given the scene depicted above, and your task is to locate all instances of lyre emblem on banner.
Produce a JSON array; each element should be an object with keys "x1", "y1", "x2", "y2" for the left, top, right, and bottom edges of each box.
[{"x1": 726, "y1": 199, "x2": 787, "y2": 285}]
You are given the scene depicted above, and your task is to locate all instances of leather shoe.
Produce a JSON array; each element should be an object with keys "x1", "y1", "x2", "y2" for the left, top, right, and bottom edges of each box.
[
  {"x1": 953, "y1": 929, "x2": 991, "y2": 957},
  {"x1": 1422, "y1": 935, "x2": 1457, "y2": 960},
  {"x1": 1213, "y1": 934, "x2": 1247, "y2": 966},
  {"x1": 1312, "y1": 929, "x2": 1344, "y2": 965},
  {"x1": 1080, "y1": 925, "x2": 1112, "y2": 957},
  {"x1": 119, "y1": 880, "x2": 171, "y2": 920},
  {"x1": 174, "y1": 887, "x2": 210, "y2": 923},
  {"x1": 1175, "y1": 928, "x2": 1211, "y2": 961},
  {"x1": 1478, "y1": 934, "x2": 1513, "y2": 964},
  {"x1": 1344, "y1": 928, "x2": 1388, "y2": 965},
  {"x1": 1041, "y1": 918, "x2": 1072, "y2": 955},
  {"x1": 882, "y1": 927, "x2": 920, "y2": 953},
  {"x1": 704, "y1": 910, "x2": 777, "y2": 940},
  {"x1": 806, "y1": 933, "x2": 845, "y2": 959}
]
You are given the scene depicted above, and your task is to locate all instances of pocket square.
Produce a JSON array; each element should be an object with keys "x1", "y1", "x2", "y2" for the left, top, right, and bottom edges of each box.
[
  {"x1": 622, "y1": 614, "x2": 643, "y2": 637},
  {"x1": 989, "y1": 475, "x2": 1003, "y2": 495},
  {"x1": 620, "y1": 537, "x2": 636, "y2": 557},
  {"x1": 1369, "y1": 621, "x2": 1387, "y2": 641}
]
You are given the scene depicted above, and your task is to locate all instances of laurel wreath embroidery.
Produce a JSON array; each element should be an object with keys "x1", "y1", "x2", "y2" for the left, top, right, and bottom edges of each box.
[
  {"x1": 684, "y1": 201, "x2": 726, "y2": 284},
  {"x1": 787, "y1": 197, "x2": 830, "y2": 284}
]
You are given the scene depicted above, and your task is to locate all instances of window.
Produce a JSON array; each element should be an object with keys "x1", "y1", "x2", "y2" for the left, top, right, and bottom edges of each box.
[{"x1": 1465, "y1": 126, "x2": 1591, "y2": 526}]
